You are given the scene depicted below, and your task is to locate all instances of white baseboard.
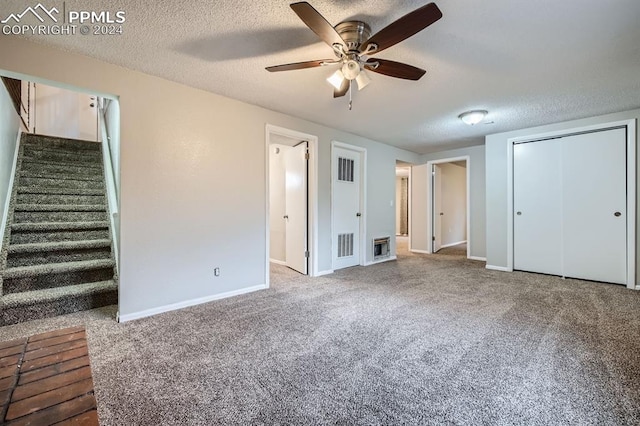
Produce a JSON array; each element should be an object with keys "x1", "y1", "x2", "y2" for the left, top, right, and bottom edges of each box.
[
  {"x1": 269, "y1": 258, "x2": 286, "y2": 266},
  {"x1": 364, "y1": 256, "x2": 397, "y2": 266},
  {"x1": 468, "y1": 256, "x2": 487, "y2": 261},
  {"x1": 441, "y1": 240, "x2": 467, "y2": 249},
  {"x1": 486, "y1": 265, "x2": 510, "y2": 272},
  {"x1": 315, "y1": 269, "x2": 334, "y2": 276},
  {"x1": 410, "y1": 249, "x2": 430, "y2": 254},
  {"x1": 118, "y1": 284, "x2": 267, "y2": 323}
]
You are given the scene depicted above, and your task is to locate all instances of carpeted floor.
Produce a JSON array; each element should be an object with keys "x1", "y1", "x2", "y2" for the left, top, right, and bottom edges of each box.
[{"x1": 0, "y1": 244, "x2": 639, "y2": 424}]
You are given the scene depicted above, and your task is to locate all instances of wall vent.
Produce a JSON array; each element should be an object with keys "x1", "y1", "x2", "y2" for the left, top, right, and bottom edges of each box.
[
  {"x1": 373, "y1": 237, "x2": 390, "y2": 260},
  {"x1": 337, "y1": 233, "x2": 354, "y2": 257},
  {"x1": 338, "y1": 157, "x2": 355, "y2": 182}
]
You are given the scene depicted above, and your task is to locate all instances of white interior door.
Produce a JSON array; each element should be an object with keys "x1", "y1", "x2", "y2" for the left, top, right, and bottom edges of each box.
[
  {"x1": 332, "y1": 146, "x2": 361, "y2": 270},
  {"x1": 284, "y1": 142, "x2": 308, "y2": 274},
  {"x1": 35, "y1": 83, "x2": 98, "y2": 141},
  {"x1": 513, "y1": 139, "x2": 563, "y2": 275},
  {"x1": 432, "y1": 164, "x2": 443, "y2": 252},
  {"x1": 562, "y1": 128, "x2": 627, "y2": 284}
]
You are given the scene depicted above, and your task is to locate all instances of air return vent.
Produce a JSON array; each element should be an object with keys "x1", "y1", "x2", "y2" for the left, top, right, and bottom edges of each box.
[
  {"x1": 338, "y1": 157, "x2": 355, "y2": 182},
  {"x1": 337, "y1": 233, "x2": 354, "y2": 257}
]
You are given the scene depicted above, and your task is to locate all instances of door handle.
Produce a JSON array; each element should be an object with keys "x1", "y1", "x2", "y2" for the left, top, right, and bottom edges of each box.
[
  {"x1": 439, "y1": 212, "x2": 444, "y2": 216},
  {"x1": 89, "y1": 103, "x2": 95, "y2": 107},
  {"x1": 516, "y1": 211, "x2": 522, "y2": 216},
  {"x1": 356, "y1": 213, "x2": 361, "y2": 217},
  {"x1": 614, "y1": 212, "x2": 622, "y2": 217},
  {"x1": 283, "y1": 215, "x2": 289, "y2": 219}
]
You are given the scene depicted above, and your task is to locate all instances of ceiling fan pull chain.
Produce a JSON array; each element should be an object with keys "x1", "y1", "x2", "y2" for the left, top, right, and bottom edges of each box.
[{"x1": 348, "y1": 80, "x2": 353, "y2": 110}]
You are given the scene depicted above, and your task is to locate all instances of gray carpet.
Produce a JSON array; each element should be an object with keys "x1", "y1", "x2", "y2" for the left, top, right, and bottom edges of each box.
[
  {"x1": 0, "y1": 245, "x2": 639, "y2": 425},
  {"x1": 0, "y1": 134, "x2": 117, "y2": 326}
]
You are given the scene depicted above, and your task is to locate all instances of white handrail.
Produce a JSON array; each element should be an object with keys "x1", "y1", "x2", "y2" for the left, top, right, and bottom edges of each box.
[{"x1": 98, "y1": 99, "x2": 119, "y2": 274}]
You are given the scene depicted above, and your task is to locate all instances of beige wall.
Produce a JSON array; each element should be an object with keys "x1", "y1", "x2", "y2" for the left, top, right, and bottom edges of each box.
[{"x1": 0, "y1": 38, "x2": 421, "y2": 319}]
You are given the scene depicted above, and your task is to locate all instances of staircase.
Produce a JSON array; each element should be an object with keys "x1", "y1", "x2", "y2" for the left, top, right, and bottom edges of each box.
[{"x1": 0, "y1": 133, "x2": 117, "y2": 326}]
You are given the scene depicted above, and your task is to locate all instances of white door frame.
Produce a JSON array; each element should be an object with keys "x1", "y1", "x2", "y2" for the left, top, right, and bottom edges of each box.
[
  {"x1": 506, "y1": 119, "x2": 637, "y2": 289},
  {"x1": 265, "y1": 124, "x2": 318, "y2": 285},
  {"x1": 331, "y1": 141, "x2": 367, "y2": 269},
  {"x1": 425, "y1": 156, "x2": 471, "y2": 258}
]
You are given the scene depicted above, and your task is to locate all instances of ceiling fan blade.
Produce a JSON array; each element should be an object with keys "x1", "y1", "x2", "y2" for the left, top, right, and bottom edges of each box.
[
  {"x1": 290, "y1": 2, "x2": 346, "y2": 49},
  {"x1": 360, "y1": 3, "x2": 442, "y2": 55},
  {"x1": 266, "y1": 59, "x2": 335, "y2": 72},
  {"x1": 334, "y1": 78, "x2": 350, "y2": 98},
  {"x1": 365, "y1": 59, "x2": 426, "y2": 80}
]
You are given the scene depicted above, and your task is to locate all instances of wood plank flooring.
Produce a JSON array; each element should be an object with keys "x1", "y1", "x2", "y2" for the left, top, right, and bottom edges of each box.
[{"x1": 0, "y1": 326, "x2": 98, "y2": 425}]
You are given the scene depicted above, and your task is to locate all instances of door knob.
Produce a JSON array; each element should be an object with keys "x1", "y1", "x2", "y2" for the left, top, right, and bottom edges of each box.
[
  {"x1": 439, "y1": 212, "x2": 444, "y2": 216},
  {"x1": 614, "y1": 212, "x2": 621, "y2": 217},
  {"x1": 516, "y1": 211, "x2": 522, "y2": 216},
  {"x1": 356, "y1": 213, "x2": 361, "y2": 217},
  {"x1": 89, "y1": 103, "x2": 95, "y2": 107},
  {"x1": 283, "y1": 215, "x2": 289, "y2": 219}
]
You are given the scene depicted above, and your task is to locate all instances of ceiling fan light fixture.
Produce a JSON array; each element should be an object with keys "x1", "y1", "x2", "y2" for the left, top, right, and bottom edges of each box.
[
  {"x1": 327, "y1": 69, "x2": 346, "y2": 90},
  {"x1": 355, "y1": 69, "x2": 371, "y2": 91},
  {"x1": 342, "y1": 60, "x2": 361, "y2": 80},
  {"x1": 459, "y1": 110, "x2": 488, "y2": 125}
]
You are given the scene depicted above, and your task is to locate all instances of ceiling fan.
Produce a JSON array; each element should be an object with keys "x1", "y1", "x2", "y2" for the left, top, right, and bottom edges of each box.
[{"x1": 266, "y1": 2, "x2": 443, "y2": 105}]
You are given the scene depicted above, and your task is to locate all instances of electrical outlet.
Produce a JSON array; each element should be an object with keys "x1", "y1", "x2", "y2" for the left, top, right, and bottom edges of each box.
[{"x1": 214, "y1": 267, "x2": 220, "y2": 277}]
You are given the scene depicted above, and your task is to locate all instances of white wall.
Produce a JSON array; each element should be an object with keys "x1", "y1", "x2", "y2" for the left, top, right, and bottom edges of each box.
[
  {"x1": 0, "y1": 38, "x2": 421, "y2": 319},
  {"x1": 421, "y1": 145, "x2": 486, "y2": 259},
  {"x1": 485, "y1": 109, "x2": 640, "y2": 277},
  {"x1": 0, "y1": 82, "x2": 20, "y2": 241},
  {"x1": 269, "y1": 144, "x2": 288, "y2": 263},
  {"x1": 440, "y1": 162, "x2": 466, "y2": 247}
]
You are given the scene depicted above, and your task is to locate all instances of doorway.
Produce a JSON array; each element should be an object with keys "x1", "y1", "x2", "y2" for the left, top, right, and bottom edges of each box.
[
  {"x1": 265, "y1": 125, "x2": 318, "y2": 284},
  {"x1": 395, "y1": 162, "x2": 411, "y2": 256},
  {"x1": 34, "y1": 83, "x2": 99, "y2": 141},
  {"x1": 427, "y1": 156, "x2": 470, "y2": 257}
]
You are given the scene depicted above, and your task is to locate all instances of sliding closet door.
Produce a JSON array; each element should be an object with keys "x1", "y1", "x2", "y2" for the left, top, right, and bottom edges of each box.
[
  {"x1": 561, "y1": 128, "x2": 627, "y2": 284},
  {"x1": 513, "y1": 139, "x2": 563, "y2": 275}
]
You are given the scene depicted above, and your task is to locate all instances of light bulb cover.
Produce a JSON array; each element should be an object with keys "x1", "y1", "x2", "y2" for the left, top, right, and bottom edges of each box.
[
  {"x1": 342, "y1": 60, "x2": 360, "y2": 80},
  {"x1": 355, "y1": 70, "x2": 371, "y2": 91},
  {"x1": 327, "y1": 69, "x2": 345, "y2": 90},
  {"x1": 458, "y1": 110, "x2": 488, "y2": 125}
]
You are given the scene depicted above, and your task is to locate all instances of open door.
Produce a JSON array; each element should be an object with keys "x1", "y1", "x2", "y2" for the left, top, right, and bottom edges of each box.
[
  {"x1": 35, "y1": 83, "x2": 98, "y2": 141},
  {"x1": 432, "y1": 164, "x2": 442, "y2": 253},
  {"x1": 284, "y1": 142, "x2": 308, "y2": 274}
]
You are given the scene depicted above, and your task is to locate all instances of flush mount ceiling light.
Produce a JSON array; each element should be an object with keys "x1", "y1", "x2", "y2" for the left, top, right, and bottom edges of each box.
[{"x1": 458, "y1": 110, "x2": 488, "y2": 125}]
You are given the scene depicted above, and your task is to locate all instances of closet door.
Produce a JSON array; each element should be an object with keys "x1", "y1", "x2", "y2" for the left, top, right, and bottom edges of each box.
[
  {"x1": 561, "y1": 128, "x2": 627, "y2": 284},
  {"x1": 513, "y1": 139, "x2": 563, "y2": 275}
]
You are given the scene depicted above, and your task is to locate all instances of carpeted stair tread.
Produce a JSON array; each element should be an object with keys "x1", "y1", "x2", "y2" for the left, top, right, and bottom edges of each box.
[
  {"x1": 8, "y1": 239, "x2": 111, "y2": 254},
  {"x1": 18, "y1": 187, "x2": 105, "y2": 196},
  {"x1": 22, "y1": 145, "x2": 101, "y2": 157},
  {"x1": 23, "y1": 133, "x2": 102, "y2": 146},
  {"x1": 11, "y1": 221, "x2": 110, "y2": 231},
  {"x1": 15, "y1": 204, "x2": 106, "y2": 212},
  {"x1": 19, "y1": 177, "x2": 105, "y2": 190},
  {"x1": 16, "y1": 193, "x2": 106, "y2": 205},
  {"x1": 1, "y1": 280, "x2": 116, "y2": 307},
  {"x1": 3, "y1": 259, "x2": 115, "y2": 279},
  {"x1": 20, "y1": 157, "x2": 103, "y2": 170},
  {"x1": 21, "y1": 151, "x2": 103, "y2": 165},
  {"x1": 19, "y1": 170, "x2": 104, "y2": 182}
]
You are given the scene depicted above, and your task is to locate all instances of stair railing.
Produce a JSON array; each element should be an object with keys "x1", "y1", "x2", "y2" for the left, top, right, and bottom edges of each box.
[{"x1": 98, "y1": 98, "x2": 120, "y2": 274}]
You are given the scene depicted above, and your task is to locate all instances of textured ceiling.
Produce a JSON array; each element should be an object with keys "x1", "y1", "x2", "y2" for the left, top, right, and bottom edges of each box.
[{"x1": 2, "y1": 0, "x2": 640, "y2": 154}]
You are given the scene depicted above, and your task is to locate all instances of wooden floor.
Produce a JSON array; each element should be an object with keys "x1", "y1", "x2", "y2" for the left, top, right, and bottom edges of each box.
[{"x1": 0, "y1": 326, "x2": 99, "y2": 425}]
